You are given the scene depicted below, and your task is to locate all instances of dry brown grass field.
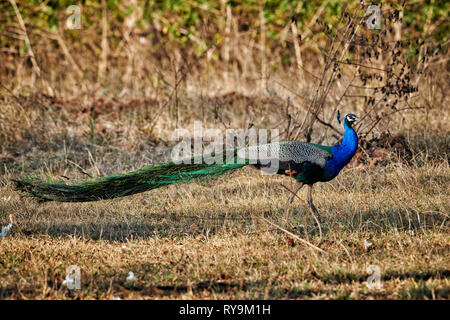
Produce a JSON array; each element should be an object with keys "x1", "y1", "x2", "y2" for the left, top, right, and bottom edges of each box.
[
  {"x1": 0, "y1": 100, "x2": 448, "y2": 299},
  {"x1": 0, "y1": 0, "x2": 449, "y2": 300}
]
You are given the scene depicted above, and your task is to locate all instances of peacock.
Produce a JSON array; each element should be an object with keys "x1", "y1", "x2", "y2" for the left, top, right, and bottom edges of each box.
[{"x1": 13, "y1": 112, "x2": 359, "y2": 218}]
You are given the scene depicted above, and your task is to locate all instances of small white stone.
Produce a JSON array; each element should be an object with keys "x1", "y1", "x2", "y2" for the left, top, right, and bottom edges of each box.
[
  {"x1": 364, "y1": 239, "x2": 374, "y2": 249},
  {"x1": 0, "y1": 223, "x2": 12, "y2": 237},
  {"x1": 126, "y1": 271, "x2": 137, "y2": 282}
]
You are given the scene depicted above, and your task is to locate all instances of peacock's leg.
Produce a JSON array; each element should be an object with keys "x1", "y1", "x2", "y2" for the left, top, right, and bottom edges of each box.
[
  {"x1": 307, "y1": 184, "x2": 321, "y2": 219},
  {"x1": 284, "y1": 181, "x2": 304, "y2": 222}
]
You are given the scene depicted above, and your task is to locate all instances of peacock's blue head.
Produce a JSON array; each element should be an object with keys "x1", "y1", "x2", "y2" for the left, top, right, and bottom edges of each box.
[{"x1": 343, "y1": 113, "x2": 359, "y2": 128}]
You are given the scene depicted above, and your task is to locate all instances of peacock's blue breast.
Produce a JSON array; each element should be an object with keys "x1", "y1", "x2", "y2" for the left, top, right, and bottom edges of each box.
[
  {"x1": 293, "y1": 125, "x2": 358, "y2": 184},
  {"x1": 320, "y1": 140, "x2": 358, "y2": 182}
]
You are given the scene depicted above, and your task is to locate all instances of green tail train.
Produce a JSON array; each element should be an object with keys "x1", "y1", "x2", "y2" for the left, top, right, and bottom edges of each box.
[{"x1": 12, "y1": 149, "x2": 247, "y2": 202}]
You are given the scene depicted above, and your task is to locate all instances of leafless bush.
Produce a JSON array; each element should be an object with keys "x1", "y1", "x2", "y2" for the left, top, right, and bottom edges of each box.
[{"x1": 278, "y1": 2, "x2": 444, "y2": 144}]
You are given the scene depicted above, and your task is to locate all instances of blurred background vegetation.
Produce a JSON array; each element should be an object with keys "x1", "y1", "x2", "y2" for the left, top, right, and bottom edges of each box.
[
  {"x1": 0, "y1": 0, "x2": 447, "y2": 88},
  {"x1": 0, "y1": 0, "x2": 448, "y2": 165}
]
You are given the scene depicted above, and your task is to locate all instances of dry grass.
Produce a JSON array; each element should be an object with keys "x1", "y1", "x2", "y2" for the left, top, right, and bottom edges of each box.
[
  {"x1": 0, "y1": 135, "x2": 448, "y2": 299},
  {"x1": 0, "y1": 77, "x2": 448, "y2": 300}
]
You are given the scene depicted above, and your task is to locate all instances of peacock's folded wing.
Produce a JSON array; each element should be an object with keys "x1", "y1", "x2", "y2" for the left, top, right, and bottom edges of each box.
[{"x1": 237, "y1": 141, "x2": 332, "y2": 168}]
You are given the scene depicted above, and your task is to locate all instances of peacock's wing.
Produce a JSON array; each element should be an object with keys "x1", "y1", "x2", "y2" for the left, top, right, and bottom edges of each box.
[{"x1": 237, "y1": 141, "x2": 332, "y2": 169}]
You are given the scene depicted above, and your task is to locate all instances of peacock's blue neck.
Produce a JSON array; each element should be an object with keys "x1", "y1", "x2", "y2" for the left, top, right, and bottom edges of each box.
[{"x1": 327, "y1": 122, "x2": 358, "y2": 177}]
